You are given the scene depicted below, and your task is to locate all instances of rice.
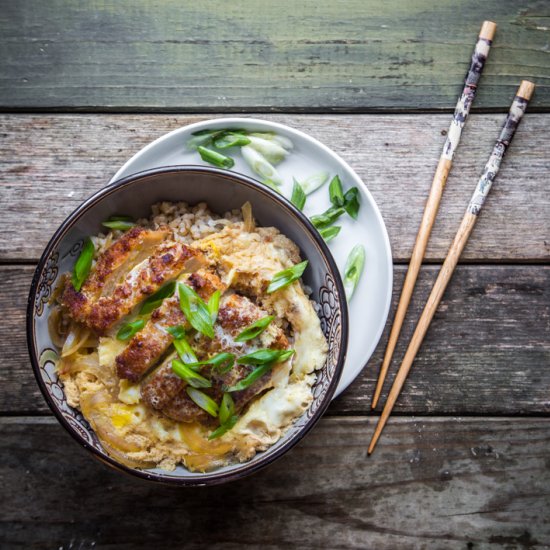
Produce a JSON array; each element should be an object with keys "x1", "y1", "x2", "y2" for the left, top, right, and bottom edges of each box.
[
  {"x1": 94, "y1": 201, "x2": 243, "y2": 255},
  {"x1": 147, "y1": 201, "x2": 242, "y2": 243}
]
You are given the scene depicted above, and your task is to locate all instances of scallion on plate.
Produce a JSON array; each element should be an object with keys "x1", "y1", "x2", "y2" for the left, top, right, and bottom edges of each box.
[{"x1": 343, "y1": 244, "x2": 365, "y2": 299}]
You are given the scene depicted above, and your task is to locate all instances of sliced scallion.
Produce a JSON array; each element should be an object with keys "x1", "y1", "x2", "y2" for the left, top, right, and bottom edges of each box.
[
  {"x1": 329, "y1": 175, "x2": 345, "y2": 207},
  {"x1": 247, "y1": 136, "x2": 287, "y2": 164},
  {"x1": 178, "y1": 283, "x2": 215, "y2": 339},
  {"x1": 172, "y1": 359, "x2": 212, "y2": 389},
  {"x1": 266, "y1": 260, "x2": 308, "y2": 294},
  {"x1": 166, "y1": 325, "x2": 186, "y2": 340},
  {"x1": 319, "y1": 225, "x2": 341, "y2": 243},
  {"x1": 224, "y1": 363, "x2": 273, "y2": 392},
  {"x1": 234, "y1": 315, "x2": 274, "y2": 342},
  {"x1": 310, "y1": 206, "x2": 345, "y2": 229},
  {"x1": 237, "y1": 348, "x2": 295, "y2": 366},
  {"x1": 139, "y1": 281, "x2": 176, "y2": 315},
  {"x1": 173, "y1": 337, "x2": 198, "y2": 365},
  {"x1": 71, "y1": 237, "x2": 95, "y2": 292},
  {"x1": 241, "y1": 145, "x2": 282, "y2": 184},
  {"x1": 208, "y1": 414, "x2": 239, "y2": 440},
  {"x1": 300, "y1": 171, "x2": 329, "y2": 195},
  {"x1": 186, "y1": 387, "x2": 219, "y2": 417},
  {"x1": 184, "y1": 352, "x2": 236, "y2": 375},
  {"x1": 197, "y1": 146, "x2": 235, "y2": 169},
  {"x1": 207, "y1": 290, "x2": 221, "y2": 324},
  {"x1": 343, "y1": 244, "x2": 365, "y2": 299},
  {"x1": 212, "y1": 132, "x2": 251, "y2": 149},
  {"x1": 290, "y1": 178, "x2": 306, "y2": 211},
  {"x1": 343, "y1": 187, "x2": 360, "y2": 219},
  {"x1": 101, "y1": 216, "x2": 135, "y2": 231},
  {"x1": 219, "y1": 393, "x2": 235, "y2": 425},
  {"x1": 116, "y1": 319, "x2": 145, "y2": 341},
  {"x1": 249, "y1": 132, "x2": 294, "y2": 151}
]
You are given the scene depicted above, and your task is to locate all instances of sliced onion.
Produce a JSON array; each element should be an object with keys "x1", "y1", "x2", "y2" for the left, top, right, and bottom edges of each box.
[
  {"x1": 242, "y1": 201, "x2": 255, "y2": 232},
  {"x1": 61, "y1": 323, "x2": 92, "y2": 357},
  {"x1": 47, "y1": 306, "x2": 66, "y2": 348}
]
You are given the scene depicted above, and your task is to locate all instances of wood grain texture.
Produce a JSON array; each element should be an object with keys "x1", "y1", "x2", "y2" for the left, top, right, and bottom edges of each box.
[
  {"x1": 1, "y1": 0, "x2": 549, "y2": 112},
  {"x1": 7, "y1": 264, "x2": 549, "y2": 415},
  {"x1": 1, "y1": 416, "x2": 549, "y2": 549},
  {"x1": 1, "y1": 113, "x2": 549, "y2": 262}
]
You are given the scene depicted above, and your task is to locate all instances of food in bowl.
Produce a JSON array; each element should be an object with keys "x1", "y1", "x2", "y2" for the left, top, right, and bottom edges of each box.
[{"x1": 48, "y1": 200, "x2": 328, "y2": 472}]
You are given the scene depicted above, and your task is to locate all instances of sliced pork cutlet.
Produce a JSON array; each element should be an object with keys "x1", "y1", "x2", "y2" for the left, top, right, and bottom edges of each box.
[
  {"x1": 143, "y1": 293, "x2": 290, "y2": 423},
  {"x1": 115, "y1": 295, "x2": 184, "y2": 382},
  {"x1": 64, "y1": 236, "x2": 205, "y2": 333},
  {"x1": 118, "y1": 270, "x2": 226, "y2": 383},
  {"x1": 61, "y1": 227, "x2": 170, "y2": 322}
]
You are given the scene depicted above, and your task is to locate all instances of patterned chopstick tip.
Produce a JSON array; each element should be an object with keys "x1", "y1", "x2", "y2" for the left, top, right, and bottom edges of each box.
[
  {"x1": 468, "y1": 81, "x2": 535, "y2": 215},
  {"x1": 443, "y1": 21, "x2": 496, "y2": 160}
]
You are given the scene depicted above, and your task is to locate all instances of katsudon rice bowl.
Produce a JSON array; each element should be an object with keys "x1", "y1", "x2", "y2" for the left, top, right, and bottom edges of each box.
[{"x1": 28, "y1": 167, "x2": 347, "y2": 484}]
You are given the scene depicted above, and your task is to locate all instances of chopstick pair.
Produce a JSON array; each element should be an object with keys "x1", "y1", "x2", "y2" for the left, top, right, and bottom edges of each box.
[{"x1": 368, "y1": 21, "x2": 535, "y2": 453}]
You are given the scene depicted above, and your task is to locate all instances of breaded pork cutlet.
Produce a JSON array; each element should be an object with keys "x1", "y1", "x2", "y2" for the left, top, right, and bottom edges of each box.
[{"x1": 61, "y1": 226, "x2": 204, "y2": 333}]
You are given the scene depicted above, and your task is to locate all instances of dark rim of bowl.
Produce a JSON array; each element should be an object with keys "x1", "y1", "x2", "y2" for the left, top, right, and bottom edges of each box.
[{"x1": 26, "y1": 165, "x2": 349, "y2": 486}]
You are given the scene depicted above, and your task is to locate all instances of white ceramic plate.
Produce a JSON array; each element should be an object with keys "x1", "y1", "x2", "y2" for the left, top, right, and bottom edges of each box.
[{"x1": 111, "y1": 117, "x2": 392, "y2": 397}]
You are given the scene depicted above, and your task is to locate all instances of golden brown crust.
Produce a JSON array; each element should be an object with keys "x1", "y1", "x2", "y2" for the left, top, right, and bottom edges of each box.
[
  {"x1": 60, "y1": 227, "x2": 171, "y2": 323},
  {"x1": 115, "y1": 297, "x2": 185, "y2": 382},
  {"x1": 69, "y1": 241, "x2": 204, "y2": 333}
]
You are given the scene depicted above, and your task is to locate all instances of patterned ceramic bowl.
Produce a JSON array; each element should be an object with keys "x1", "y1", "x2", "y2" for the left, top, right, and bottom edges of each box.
[{"x1": 27, "y1": 165, "x2": 348, "y2": 485}]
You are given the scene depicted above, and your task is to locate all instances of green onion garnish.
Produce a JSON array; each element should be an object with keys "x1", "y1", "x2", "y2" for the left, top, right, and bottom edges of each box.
[
  {"x1": 101, "y1": 215, "x2": 135, "y2": 231},
  {"x1": 300, "y1": 171, "x2": 329, "y2": 195},
  {"x1": 219, "y1": 392, "x2": 235, "y2": 425},
  {"x1": 173, "y1": 336, "x2": 198, "y2": 365},
  {"x1": 178, "y1": 283, "x2": 215, "y2": 339},
  {"x1": 234, "y1": 315, "x2": 274, "y2": 342},
  {"x1": 213, "y1": 132, "x2": 251, "y2": 149},
  {"x1": 166, "y1": 325, "x2": 186, "y2": 340},
  {"x1": 116, "y1": 319, "x2": 145, "y2": 341},
  {"x1": 172, "y1": 359, "x2": 212, "y2": 389},
  {"x1": 207, "y1": 290, "x2": 221, "y2": 324},
  {"x1": 343, "y1": 244, "x2": 365, "y2": 299},
  {"x1": 310, "y1": 206, "x2": 345, "y2": 229},
  {"x1": 290, "y1": 178, "x2": 306, "y2": 211},
  {"x1": 184, "y1": 352, "x2": 236, "y2": 375},
  {"x1": 186, "y1": 387, "x2": 219, "y2": 417},
  {"x1": 208, "y1": 415, "x2": 239, "y2": 440},
  {"x1": 71, "y1": 237, "x2": 95, "y2": 292},
  {"x1": 197, "y1": 146, "x2": 235, "y2": 169},
  {"x1": 329, "y1": 175, "x2": 345, "y2": 207},
  {"x1": 319, "y1": 225, "x2": 341, "y2": 243},
  {"x1": 237, "y1": 348, "x2": 295, "y2": 366},
  {"x1": 139, "y1": 281, "x2": 176, "y2": 315},
  {"x1": 224, "y1": 363, "x2": 273, "y2": 392},
  {"x1": 343, "y1": 187, "x2": 360, "y2": 219},
  {"x1": 267, "y1": 260, "x2": 308, "y2": 293}
]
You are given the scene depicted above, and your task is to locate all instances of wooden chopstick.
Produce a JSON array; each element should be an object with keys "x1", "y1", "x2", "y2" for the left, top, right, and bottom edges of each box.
[
  {"x1": 371, "y1": 21, "x2": 497, "y2": 410},
  {"x1": 368, "y1": 80, "x2": 535, "y2": 455}
]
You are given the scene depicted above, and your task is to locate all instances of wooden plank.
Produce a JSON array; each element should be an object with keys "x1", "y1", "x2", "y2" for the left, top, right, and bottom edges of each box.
[
  {"x1": 1, "y1": 416, "x2": 549, "y2": 549},
  {"x1": 5, "y1": 264, "x2": 549, "y2": 416},
  {"x1": 1, "y1": 113, "x2": 549, "y2": 262},
  {"x1": 0, "y1": 0, "x2": 549, "y2": 112}
]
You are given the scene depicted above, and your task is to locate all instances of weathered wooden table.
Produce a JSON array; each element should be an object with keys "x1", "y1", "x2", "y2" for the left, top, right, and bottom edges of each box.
[{"x1": 1, "y1": 2, "x2": 549, "y2": 548}]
